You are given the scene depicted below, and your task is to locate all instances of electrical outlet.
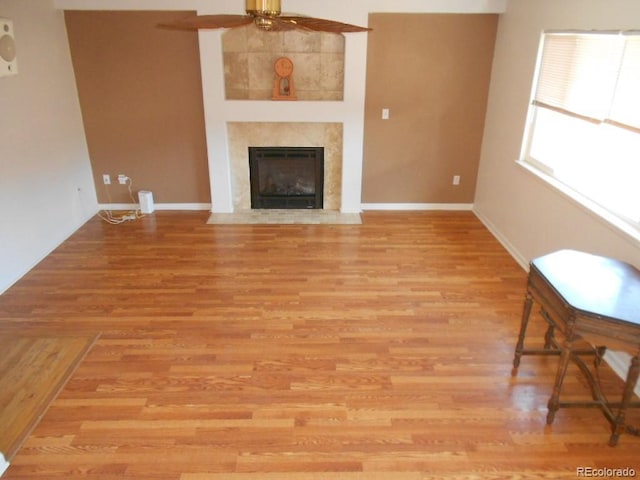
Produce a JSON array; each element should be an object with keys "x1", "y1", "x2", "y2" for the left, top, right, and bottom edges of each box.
[
  {"x1": 453, "y1": 175, "x2": 461, "y2": 186},
  {"x1": 118, "y1": 174, "x2": 128, "y2": 185},
  {"x1": 102, "y1": 174, "x2": 111, "y2": 185}
]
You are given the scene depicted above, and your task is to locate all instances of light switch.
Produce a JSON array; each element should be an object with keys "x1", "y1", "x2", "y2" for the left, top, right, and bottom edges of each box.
[{"x1": 382, "y1": 108, "x2": 390, "y2": 120}]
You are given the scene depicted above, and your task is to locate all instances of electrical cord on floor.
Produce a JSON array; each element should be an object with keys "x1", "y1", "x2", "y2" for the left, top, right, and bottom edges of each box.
[{"x1": 98, "y1": 176, "x2": 145, "y2": 225}]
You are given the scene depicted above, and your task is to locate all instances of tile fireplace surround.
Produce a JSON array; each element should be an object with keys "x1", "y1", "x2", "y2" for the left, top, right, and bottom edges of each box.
[{"x1": 227, "y1": 122, "x2": 343, "y2": 212}]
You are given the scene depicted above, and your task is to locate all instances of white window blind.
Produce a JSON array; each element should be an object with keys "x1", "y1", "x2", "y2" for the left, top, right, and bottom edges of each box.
[
  {"x1": 608, "y1": 34, "x2": 640, "y2": 132},
  {"x1": 522, "y1": 30, "x2": 640, "y2": 233},
  {"x1": 533, "y1": 31, "x2": 640, "y2": 129},
  {"x1": 533, "y1": 33, "x2": 621, "y2": 122}
]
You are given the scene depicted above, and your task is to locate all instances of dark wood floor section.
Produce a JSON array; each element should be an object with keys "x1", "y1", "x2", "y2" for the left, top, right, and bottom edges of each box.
[{"x1": 0, "y1": 211, "x2": 637, "y2": 479}]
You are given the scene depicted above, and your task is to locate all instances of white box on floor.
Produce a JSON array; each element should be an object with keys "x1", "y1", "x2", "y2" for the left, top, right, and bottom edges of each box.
[{"x1": 138, "y1": 190, "x2": 154, "y2": 214}]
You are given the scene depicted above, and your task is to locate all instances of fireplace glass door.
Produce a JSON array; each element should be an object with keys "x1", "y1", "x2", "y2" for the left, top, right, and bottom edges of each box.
[{"x1": 249, "y1": 147, "x2": 324, "y2": 209}]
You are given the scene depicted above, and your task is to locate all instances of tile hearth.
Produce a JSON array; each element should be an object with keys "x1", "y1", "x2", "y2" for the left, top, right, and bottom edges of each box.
[{"x1": 207, "y1": 209, "x2": 361, "y2": 225}]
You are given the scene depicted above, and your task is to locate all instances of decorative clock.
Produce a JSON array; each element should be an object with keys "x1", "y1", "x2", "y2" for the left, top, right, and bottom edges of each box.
[{"x1": 272, "y1": 57, "x2": 297, "y2": 101}]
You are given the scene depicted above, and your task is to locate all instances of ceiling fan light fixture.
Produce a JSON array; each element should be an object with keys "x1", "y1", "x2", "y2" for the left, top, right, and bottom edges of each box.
[
  {"x1": 246, "y1": 0, "x2": 281, "y2": 17},
  {"x1": 158, "y1": 0, "x2": 370, "y2": 34},
  {"x1": 254, "y1": 17, "x2": 276, "y2": 31}
]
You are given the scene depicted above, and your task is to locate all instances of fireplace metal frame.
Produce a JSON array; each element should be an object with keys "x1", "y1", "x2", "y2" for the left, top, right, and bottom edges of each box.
[{"x1": 249, "y1": 146, "x2": 324, "y2": 209}]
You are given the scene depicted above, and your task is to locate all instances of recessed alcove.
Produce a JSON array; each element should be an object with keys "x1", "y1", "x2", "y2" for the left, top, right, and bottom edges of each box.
[{"x1": 222, "y1": 25, "x2": 345, "y2": 101}]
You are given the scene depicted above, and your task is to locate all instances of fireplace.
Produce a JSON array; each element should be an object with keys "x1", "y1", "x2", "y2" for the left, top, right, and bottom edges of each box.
[{"x1": 249, "y1": 147, "x2": 324, "y2": 209}]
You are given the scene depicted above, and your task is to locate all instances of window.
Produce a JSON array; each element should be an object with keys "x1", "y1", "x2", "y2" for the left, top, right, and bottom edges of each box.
[{"x1": 521, "y1": 31, "x2": 640, "y2": 235}]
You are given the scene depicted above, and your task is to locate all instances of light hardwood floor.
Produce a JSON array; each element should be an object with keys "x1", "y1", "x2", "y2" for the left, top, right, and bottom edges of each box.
[
  {"x1": 0, "y1": 211, "x2": 638, "y2": 479},
  {"x1": 0, "y1": 334, "x2": 97, "y2": 460}
]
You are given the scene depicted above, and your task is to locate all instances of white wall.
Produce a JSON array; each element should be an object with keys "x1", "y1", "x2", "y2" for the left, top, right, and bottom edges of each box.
[
  {"x1": 475, "y1": 0, "x2": 640, "y2": 268},
  {"x1": 0, "y1": 0, "x2": 97, "y2": 294}
]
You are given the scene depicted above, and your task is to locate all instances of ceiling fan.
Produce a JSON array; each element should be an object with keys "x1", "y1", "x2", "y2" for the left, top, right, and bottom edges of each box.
[{"x1": 159, "y1": 0, "x2": 371, "y2": 34}]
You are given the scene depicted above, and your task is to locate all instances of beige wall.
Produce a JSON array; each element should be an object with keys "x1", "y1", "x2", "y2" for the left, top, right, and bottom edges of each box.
[
  {"x1": 65, "y1": 11, "x2": 210, "y2": 205},
  {"x1": 475, "y1": 0, "x2": 640, "y2": 268},
  {"x1": 362, "y1": 14, "x2": 498, "y2": 204}
]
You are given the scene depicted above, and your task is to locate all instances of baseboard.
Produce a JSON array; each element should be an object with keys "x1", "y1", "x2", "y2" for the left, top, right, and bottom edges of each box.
[
  {"x1": 361, "y1": 203, "x2": 474, "y2": 211},
  {"x1": 0, "y1": 452, "x2": 9, "y2": 477},
  {"x1": 472, "y1": 206, "x2": 529, "y2": 270},
  {"x1": 98, "y1": 203, "x2": 212, "y2": 211}
]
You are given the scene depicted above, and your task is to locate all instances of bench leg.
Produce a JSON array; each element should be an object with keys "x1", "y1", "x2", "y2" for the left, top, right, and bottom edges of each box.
[
  {"x1": 512, "y1": 293, "x2": 533, "y2": 375},
  {"x1": 609, "y1": 354, "x2": 640, "y2": 446},
  {"x1": 547, "y1": 343, "x2": 572, "y2": 425}
]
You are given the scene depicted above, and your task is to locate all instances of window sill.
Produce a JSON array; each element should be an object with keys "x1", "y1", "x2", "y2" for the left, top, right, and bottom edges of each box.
[{"x1": 516, "y1": 159, "x2": 640, "y2": 247}]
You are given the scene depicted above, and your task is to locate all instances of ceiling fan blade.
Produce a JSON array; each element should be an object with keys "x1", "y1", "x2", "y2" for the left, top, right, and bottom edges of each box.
[
  {"x1": 158, "y1": 14, "x2": 253, "y2": 31},
  {"x1": 278, "y1": 16, "x2": 371, "y2": 33},
  {"x1": 258, "y1": 16, "x2": 303, "y2": 32}
]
